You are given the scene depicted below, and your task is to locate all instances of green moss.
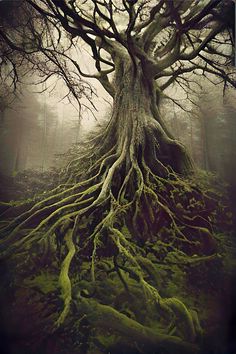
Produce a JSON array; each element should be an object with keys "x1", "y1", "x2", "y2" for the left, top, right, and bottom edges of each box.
[
  {"x1": 56, "y1": 227, "x2": 76, "y2": 327},
  {"x1": 23, "y1": 271, "x2": 58, "y2": 294}
]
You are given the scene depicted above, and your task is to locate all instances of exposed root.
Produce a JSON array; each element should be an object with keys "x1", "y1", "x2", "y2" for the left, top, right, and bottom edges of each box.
[
  {"x1": 55, "y1": 225, "x2": 76, "y2": 328},
  {"x1": 0, "y1": 118, "x2": 228, "y2": 353},
  {"x1": 74, "y1": 298, "x2": 199, "y2": 354}
]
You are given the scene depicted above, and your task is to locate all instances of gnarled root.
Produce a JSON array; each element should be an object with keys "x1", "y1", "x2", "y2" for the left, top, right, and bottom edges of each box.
[
  {"x1": 0, "y1": 120, "x2": 225, "y2": 353},
  {"x1": 74, "y1": 297, "x2": 199, "y2": 354}
]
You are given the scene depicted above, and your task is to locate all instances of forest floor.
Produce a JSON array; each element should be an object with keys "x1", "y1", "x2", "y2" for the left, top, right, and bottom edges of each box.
[{"x1": 0, "y1": 169, "x2": 236, "y2": 354}]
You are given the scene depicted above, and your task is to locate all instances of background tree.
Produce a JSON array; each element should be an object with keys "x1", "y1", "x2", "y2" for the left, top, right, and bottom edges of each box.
[{"x1": 0, "y1": 1, "x2": 235, "y2": 353}]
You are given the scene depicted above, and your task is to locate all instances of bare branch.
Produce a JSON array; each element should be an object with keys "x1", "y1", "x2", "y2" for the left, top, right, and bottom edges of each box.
[{"x1": 179, "y1": 22, "x2": 224, "y2": 60}]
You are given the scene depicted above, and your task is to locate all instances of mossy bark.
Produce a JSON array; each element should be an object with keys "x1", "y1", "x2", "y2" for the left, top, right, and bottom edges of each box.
[
  {"x1": 0, "y1": 48, "x2": 227, "y2": 354},
  {"x1": 94, "y1": 55, "x2": 193, "y2": 181},
  {"x1": 76, "y1": 298, "x2": 199, "y2": 354}
]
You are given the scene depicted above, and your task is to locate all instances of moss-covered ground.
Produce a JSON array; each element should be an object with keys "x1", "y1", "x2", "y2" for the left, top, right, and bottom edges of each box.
[{"x1": 0, "y1": 169, "x2": 235, "y2": 354}]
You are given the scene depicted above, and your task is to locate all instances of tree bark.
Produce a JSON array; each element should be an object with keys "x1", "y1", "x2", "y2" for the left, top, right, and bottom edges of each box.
[
  {"x1": 77, "y1": 298, "x2": 199, "y2": 354},
  {"x1": 97, "y1": 55, "x2": 193, "y2": 180}
]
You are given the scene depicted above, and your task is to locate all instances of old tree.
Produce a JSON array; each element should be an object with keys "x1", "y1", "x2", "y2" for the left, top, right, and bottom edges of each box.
[{"x1": 0, "y1": 1, "x2": 235, "y2": 353}]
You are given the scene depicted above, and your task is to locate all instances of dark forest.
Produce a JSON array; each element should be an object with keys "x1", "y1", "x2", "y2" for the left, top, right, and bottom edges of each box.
[{"x1": 0, "y1": 1, "x2": 236, "y2": 353}]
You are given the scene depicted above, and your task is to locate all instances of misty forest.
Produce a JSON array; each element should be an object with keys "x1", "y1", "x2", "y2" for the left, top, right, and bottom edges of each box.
[{"x1": 0, "y1": 1, "x2": 236, "y2": 354}]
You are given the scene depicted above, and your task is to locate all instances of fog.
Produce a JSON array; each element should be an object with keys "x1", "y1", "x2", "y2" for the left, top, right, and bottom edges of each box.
[
  {"x1": 1, "y1": 71, "x2": 236, "y2": 185},
  {"x1": 0, "y1": 50, "x2": 112, "y2": 174}
]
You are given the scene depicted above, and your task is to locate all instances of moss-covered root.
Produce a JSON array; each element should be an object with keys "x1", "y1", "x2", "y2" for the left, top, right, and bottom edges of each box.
[
  {"x1": 157, "y1": 297, "x2": 201, "y2": 342},
  {"x1": 76, "y1": 298, "x2": 199, "y2": 354},
  {"x1": 55, "y1": 226, "x2": 75, "y2": 328}
]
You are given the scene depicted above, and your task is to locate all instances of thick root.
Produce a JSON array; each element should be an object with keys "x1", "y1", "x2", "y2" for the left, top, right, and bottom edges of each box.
[
  {"x1": 75, "y1": 298, "x2": 199, "y2": 354},
  {"x1": 0, "y1": 121, "x2": 227, "y2": 353},
  {"x1": 55, "y1": 225, "x2": 76, "y2": 328}
]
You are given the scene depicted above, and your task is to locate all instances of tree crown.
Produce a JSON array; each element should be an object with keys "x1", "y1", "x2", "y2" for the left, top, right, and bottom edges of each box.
[{"x1": 0, "y1": 0, "x2": 235, "y2": 110}]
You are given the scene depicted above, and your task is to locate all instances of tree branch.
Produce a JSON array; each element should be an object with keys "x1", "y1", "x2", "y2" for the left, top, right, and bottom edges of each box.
[{"x1": 179, "y1": 22, "x2": 224, "y2": 60}]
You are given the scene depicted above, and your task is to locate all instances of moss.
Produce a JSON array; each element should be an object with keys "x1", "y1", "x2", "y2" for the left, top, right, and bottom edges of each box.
[
  {"x1": 75, "y1": 298, "x2": 198, "y2": 354},
  {"x1": 23, "y1": 271, "x2": 58, "y2": 294},
  {"x1": 56, "y1": 226, "x2": 75, "y2": 327},
  {"x1": 0, "y1": 108, "x2": 234, "y2": 353}
]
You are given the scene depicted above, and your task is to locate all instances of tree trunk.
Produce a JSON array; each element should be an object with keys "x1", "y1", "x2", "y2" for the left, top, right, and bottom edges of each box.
[
  {"x1": 200, "y1": 115, "x2": 210, "y2": 171},
  {"x1": 0, "y1": 51, "x2": 223, "y2": 354},
  {"x1": 97, "y1": 57, "x2": 193, "y2": 182}
]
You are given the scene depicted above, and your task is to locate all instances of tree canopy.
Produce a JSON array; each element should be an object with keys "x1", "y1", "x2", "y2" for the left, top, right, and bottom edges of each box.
[
  {"x1": 0, "y1": 0, "x2": 235, "y2": 107},
  {"x1": 0, "y1": 2, "x2": 235, "y2": 354}
]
